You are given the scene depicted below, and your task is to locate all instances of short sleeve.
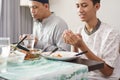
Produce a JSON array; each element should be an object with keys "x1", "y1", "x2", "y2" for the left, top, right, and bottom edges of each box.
[{"x1": 101, "y1": 29, "x2": 120, "y2": 67}]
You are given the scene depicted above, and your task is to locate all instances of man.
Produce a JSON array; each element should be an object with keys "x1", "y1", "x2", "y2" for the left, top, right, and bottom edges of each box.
[
  {"x1": 29, "y1": 0, "x2": 70, "y2": 51},
  {"x1": 62, "y1": 0, "x2": 120, "y2": 79}
]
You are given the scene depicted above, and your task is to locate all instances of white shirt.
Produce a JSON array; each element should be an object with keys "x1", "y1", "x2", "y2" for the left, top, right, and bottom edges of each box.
[
  {"x1": 78, "y1": 22, "x2": 120, "y2": 80},
  {"x1": 33, "y1": 13, "x2": 70, "y2": 51}
]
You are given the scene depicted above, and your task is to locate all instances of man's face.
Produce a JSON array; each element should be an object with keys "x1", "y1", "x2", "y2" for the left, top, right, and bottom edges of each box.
[
  {"x1": 76, "y1": 0, "x2": 100, "y2": 22},
  {"x1": 29, "y1": 1, "x2": 48, "y2": 20}
]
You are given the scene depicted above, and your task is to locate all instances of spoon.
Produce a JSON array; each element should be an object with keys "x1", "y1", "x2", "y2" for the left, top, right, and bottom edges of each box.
[
  {"x1": 48, "y1": 47, "x2": 58, "y2": 55},
  {"x1": 75, "y1": 51, "x2": 88, "y2": 56},
  {"x1": 41, "y1": 47, "x2": 58, "y2": 56}
]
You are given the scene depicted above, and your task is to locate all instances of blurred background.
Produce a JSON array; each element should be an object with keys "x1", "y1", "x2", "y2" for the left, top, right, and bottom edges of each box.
[{"x1": 0, "y1": 0, "x2": 120, "y2": 43}]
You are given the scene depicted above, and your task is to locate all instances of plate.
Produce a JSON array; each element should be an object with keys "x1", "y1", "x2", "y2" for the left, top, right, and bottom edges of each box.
[{"x1": 41, "y1": 51, "x2": 79, "y2": 61}]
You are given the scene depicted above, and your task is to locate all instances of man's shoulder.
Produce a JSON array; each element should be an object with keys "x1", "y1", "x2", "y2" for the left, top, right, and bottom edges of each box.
[
  {"x1": 50, "y1": 13, "x2": 66, "y2": 23},
  {"x1": 100, "y1": 22, "x2": 120, "y2": 37},
  {"x1": 100, "y1": 22, "x2": 118, "y2": 32},
  {"x1": 50, "y1": 15, "x2": 68, "y2": 28},
  {"x1": 53, "y1": 15, "x2": 66, "y2": 23}
]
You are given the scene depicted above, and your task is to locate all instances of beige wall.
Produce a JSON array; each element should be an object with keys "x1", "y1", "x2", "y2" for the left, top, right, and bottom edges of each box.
[
  {"x1": 20, "y1": 0, "x2": 120, "y2": 32},
  {"x1": 50, "y1": 0, "x2": 120, "y2": 32},
  {"x1": 50, "y1": 0, "x2": 81, "y2": 32}
]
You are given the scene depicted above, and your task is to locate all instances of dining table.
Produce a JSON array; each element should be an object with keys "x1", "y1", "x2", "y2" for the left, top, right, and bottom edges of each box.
[
  {"x1": 0, "y1": 56, "x2": 104, "y2": 80},
  {"x1": 69, "y1": 57, "x2": 104, "y2": 71}
]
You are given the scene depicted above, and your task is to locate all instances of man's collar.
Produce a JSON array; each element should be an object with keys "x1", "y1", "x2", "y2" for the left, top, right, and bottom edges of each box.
[
  {"x1": 34, "y1": 12, "x2": 55, "y2": 24},
  {"x1": 84, "y1": 19, "x2": 101, "y2": 35}
]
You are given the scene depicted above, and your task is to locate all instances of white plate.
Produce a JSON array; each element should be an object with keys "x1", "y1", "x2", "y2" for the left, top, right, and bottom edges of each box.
[{"x1": 41, "y1": 51, "x2": 79, "y2": 61}]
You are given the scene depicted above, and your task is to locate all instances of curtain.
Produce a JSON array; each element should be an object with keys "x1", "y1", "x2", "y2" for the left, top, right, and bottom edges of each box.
[
  {"x1": 0, "y1": 0, "x2": 2, "y2": 17},
  {"x1": 0, "y1": 0, "x2": 3, "y2": 37},
  {"x1": 0, "y1": 0, "x2": 33, "y2": 43}
]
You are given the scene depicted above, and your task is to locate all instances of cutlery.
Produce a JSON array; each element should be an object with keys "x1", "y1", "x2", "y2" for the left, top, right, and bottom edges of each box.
[
  {"x1": 16, "y1": 44, "x2": 30, "y2": 52},
  {"x1": 41, "y1": 47, "x2": 58, "y2": 56},
  {"x1": 75, "y1": 51, "x2": 88, "y2": 56},
  {"x1": 39, "y1": 47, "x2": 58, "y2": 57},
  {"x1": 17, "y1": 35, "x2": 27, "y2": 45},
  {"x1": 14, "y1": 35, "x2": 30, "y2": 52},
  {"x1": 49, "y1": 47, "x2": 58, "y2": 55},
  {"x1": 40, "y1": 45, "x2": 52, "y2": 54}
]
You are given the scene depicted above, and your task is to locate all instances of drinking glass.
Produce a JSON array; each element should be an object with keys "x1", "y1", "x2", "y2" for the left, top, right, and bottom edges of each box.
[
  {"x1": 22, "y1": 34, "x2": 35, "y2": 50},
  {"x1": 0, "y1": 37, "x2": 10, "y2": 73}
]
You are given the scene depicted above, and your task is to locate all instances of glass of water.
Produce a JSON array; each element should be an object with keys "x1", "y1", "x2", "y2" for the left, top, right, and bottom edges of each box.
[
  {"x1": 0, "y1": 37, "x2": 10, "y2": 73},
  {"x1": 22, "y1": 34, "x2": 35, "y2": 50}
]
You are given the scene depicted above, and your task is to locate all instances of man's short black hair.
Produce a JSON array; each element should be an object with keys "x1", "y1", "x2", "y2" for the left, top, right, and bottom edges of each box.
[
  {"x1": 29, "y1": 0, "x2": 49, "y2": 4},
  {"x1": 91, "y1": 0, "x2": 100, "y2": 5}
]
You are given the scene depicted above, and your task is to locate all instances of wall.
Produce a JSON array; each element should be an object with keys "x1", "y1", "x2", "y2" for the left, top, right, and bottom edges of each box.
[
  {"x1": 50, "y1": 0, "x2": 80, "y2": 32},
  {"x1": 20, "y1": 0, "x2": 29, "y2": 6},
  {"x1": 50, "y1": 0, "x2": 120, "y2": 32},
  {"x1": 98, "y1": 0, "x2": 120, "y2": 32}
]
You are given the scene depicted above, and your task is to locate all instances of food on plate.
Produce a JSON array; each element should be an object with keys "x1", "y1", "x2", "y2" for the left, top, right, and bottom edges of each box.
[
  {"x1": 51, "y1": 53, "x2": 62, "y2": 58},
  {"x1": 41, "y1": 51, "x2": 78, "y2": 61},
  {"x1": 20, "y1": 49, "x2": 40, "y2": 60},
  {"x1": 10, "y1": 44, "x2": 41, "y2": 60}
]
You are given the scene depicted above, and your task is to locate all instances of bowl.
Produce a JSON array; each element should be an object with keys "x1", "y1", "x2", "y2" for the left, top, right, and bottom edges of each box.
[
  {"x1": 20, "y1": 49, "x2": 41, "y2": 60},
  {"x1": 8, "y1": 50, "x2": 26, "y2": 63}
]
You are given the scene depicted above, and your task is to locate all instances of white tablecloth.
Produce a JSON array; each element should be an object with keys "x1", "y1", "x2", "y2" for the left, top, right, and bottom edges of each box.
[{"x1": 0, "y1": 58, "x2": 88, "y2": 80}]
